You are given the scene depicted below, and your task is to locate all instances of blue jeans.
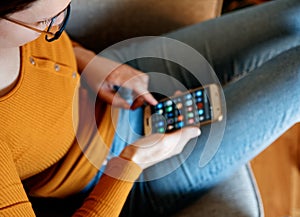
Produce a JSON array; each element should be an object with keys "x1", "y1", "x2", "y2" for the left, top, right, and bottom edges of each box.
[{"x1": 87, "y1": 0, "x2": 300, "y2": 216}]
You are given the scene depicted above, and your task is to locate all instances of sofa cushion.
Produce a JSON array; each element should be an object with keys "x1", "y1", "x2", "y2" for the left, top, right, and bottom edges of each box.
[
  {"x1": 173, "y1": 164, "x2": 264, "y2": 217},
  {"x1": 66, "y1": 0, "x2": 223, "y2": 52}
]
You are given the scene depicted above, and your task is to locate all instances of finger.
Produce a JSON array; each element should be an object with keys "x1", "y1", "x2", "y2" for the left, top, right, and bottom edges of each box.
[
  {"x1": 99, "y1": 90, "x2": 131, "y2": 109},
  {"x1": 112, "y1": 68, "x2": 158, "y2": 106},
  {"x1": 109, "y1": 66, "x2": 145, "y2": 88},
  {"x1": 130, "y1": 86, "x2": 157, "y2": 106},
  {"x1": 142, "y1": 92, "x2": 158, "y2": 106},
  {"x1": 174, "y1": 90, "x2": 183, "y2": 96},
  {"x1": 130, "y1": 90, "x2": 158, "y2": 110},
  {"x1": 130, "y1": 95, "x2": 145, "y2": 110},
  {"x1": 170, "y1": 127, "x2": 201, "y2": 154},
  {"x1": 123, "y1": 73, "x2": 157, "y2": 106},
  {"x1": 132, "y1": 133, "x2": 165, "y2": 149},
  {"x1": 181, "y1": 126, "x2": 201, "y2": 139},
  {"x1": 169, "y1": 127, "x2": 201, "y2": 145},
  {"x1": 112, "y1": 95, "x2": 131, "y2": 109}
]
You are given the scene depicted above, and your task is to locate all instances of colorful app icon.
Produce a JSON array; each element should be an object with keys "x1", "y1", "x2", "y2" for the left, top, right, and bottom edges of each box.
[
  {"x1": 158, "y1": 109, "x2": 163, "y2": 115},
  {"x1": 167, "y1": 125, "x2": 174, "y2": 130},
  {"x1": 176, "y1": 122, "x2": 184, "y2": 128},
  {"x1": 166, "y1": 100, "x2": 173, "y2": 106},
  {"x1": 196, "y1": 97, "x2": 202, "y2": 102},
  {"x1": 188, "y1": 119, "x2": 194, "y2": 124},
  {"x1": 197, "y1": 103, "x2": 204, "y2": 109},
  {"x1": 156, "y1": 103, "x2": 163, "y2": 109},
  {"x1": 177, "y1": 115, "x2": 184, "y2": 121},
  {"x1": 167, "y1": 119, "x2": 174, "y2": 124},
  {"x1": 167, "y1": 113, "x2": 174, "y2": 118},
  {"x1": 185, "y1": 94, "x2": 192, "y2": 100},
  {"x1": 158, "y1": 128, "x2": 165, "y2": 133},
  {"x1": 157, "y1": 121, "x2": 164, "y2": 127},
  {"x1": 186, "y1": 100, "x2": 193, "y2": 106},
  {"x1": 198, "y1": 109, "x2": 204, "y2": 115},
  {"x1": 188, "y1": 112, "x2": 194, "y2": 118},
  {"x1": 166, "y1": 106, "x2": 173, "y2": 112},
  {"x1": 196, "y1": 90, "x2": 202, "y2": 97},
  {"x1": 176, "y1": 102, "x2": 183, "y2": 109},
  {"x1": 187, "y1": 106, "x2": 193, "y2": 112}
]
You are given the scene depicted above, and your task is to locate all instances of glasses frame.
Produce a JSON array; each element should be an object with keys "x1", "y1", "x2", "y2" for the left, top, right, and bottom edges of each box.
[{"x1": 3, "y1": 3, "x2": 71, "y2": 42}]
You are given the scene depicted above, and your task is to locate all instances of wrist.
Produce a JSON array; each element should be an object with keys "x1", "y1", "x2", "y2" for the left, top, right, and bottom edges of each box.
[
  {"x1": 120, "y1": 146, "x2": 145, "y2": 169},
  {"x1": 119, "y1": 146, "x2": 136, "y2": 162},
  {"x1": 73, "y1": 46, "x2": 96, "y2": 72},
  {"x1": 105, "y1": 157, "x2": 142, "y2": 181},
  {"x1": 120, "y1": 146, "x2": 153, "y2": 170}
]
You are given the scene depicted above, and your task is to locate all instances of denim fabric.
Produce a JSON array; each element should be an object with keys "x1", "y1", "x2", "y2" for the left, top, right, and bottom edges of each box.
[{"x1": 85, "y1": 0, "x2": 300, "y2": 216}]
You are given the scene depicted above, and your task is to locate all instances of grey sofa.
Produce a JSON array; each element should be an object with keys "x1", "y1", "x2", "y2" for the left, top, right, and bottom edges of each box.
[{"x1": 63, "y1": 0, "x2": 265, "y2": 216}]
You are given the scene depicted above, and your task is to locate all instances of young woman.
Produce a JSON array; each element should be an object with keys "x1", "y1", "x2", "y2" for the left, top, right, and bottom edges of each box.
[{"x1": 0, "y1": 0, "x2": 299, "y2": 216}]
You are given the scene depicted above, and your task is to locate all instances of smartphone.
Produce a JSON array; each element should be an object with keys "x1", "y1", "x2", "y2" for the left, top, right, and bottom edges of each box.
[{"x1": 144, "y1": 83, "x2": 223, "y2": 135}]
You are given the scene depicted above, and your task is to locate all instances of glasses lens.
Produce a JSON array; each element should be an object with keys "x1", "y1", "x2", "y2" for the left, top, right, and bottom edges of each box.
[{"x1": 46, "y1": 4, "x2": 70, "y2": 41}]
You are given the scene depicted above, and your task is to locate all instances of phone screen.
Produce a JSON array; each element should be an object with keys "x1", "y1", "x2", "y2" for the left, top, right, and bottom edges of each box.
[{"x1": 149, "y1": 87, "x2": 212, "y2": 133}]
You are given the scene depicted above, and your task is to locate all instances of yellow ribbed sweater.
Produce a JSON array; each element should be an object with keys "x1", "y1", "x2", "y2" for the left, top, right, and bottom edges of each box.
[{"x1": 0, "y1": 33, "x2": 142, "y2": 216}]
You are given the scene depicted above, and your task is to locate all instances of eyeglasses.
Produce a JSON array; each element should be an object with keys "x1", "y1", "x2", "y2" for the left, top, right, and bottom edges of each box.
[{"x1": 3, "y1": 3, "x2": 71, "y2": 42}]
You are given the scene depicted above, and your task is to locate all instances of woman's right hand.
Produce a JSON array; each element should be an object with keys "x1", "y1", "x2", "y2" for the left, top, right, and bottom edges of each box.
[
  {"x1": 119, "y1": 127, "x2": 201, "y2": 170},
  {"x1": 74, "y1": 46, "x2": 157, "y2": 110}
]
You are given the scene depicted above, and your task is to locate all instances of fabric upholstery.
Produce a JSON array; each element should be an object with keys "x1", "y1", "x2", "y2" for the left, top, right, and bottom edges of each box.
[
  {"x1": 67, "y1": 0, "x2": 223, "y2": 52},
  {"x1": 173, "y1": 164, "x2": 264, "y2": 217}
]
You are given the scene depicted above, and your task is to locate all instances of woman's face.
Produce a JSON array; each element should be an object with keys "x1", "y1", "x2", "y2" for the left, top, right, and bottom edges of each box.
[{"x1": 0, "y1": 0, "x2": 71, "y2": 48}]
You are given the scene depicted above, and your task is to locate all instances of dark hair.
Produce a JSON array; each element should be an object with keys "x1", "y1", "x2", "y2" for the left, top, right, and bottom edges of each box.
[{"x1": 0, "y1": 0, "x2": 39, "y2": 17}]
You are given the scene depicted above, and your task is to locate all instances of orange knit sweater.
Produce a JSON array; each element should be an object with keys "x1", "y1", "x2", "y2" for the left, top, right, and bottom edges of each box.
[{"x1": 0, "y1": 33, "x2": 142, "y2": 216}]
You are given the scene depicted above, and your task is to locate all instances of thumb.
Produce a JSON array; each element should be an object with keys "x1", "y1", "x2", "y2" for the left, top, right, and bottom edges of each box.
[
  {"x1": 180, "y1": 127, "x2": 201, "y2": 141},
  {"x1": 168, "y1": 127, "x2": 201, "y2": 145},
  {"x1": 167, "y1": 127, "x2": 201, "y2": 155}
]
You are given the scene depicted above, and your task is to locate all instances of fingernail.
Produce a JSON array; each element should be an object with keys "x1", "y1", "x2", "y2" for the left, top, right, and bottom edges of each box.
[
  {"x1": 152, "y1": 98, "x2": 158, "y2": 105},
  {"x1": 194, "y1": 128, "x2": 201, "y2": 136}
]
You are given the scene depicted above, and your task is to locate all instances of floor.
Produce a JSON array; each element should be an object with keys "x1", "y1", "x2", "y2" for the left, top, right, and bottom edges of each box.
[
  {"x1": 251, "y1": 124, "x2": 300, "y2": 217},
  {"x1": 222, "y1": 0, "x2": 271, "y2": 13}
]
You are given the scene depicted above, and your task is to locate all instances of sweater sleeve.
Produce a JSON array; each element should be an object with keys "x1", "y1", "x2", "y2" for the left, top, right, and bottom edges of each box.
[
  {"x1": 0, "y1": 141, "x2": 35, "y2": 217},
  {"x1": 73, "y1": 157, "x2": 142, "y2": 217}
]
